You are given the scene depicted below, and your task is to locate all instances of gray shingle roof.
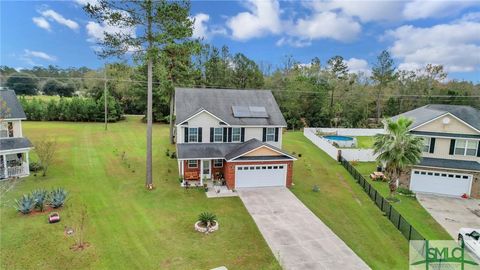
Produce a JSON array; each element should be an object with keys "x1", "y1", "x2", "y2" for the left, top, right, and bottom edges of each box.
[
  {"x1": 0, "y1": 138, "x2": 33, "y2": 152},
  {"x1": 0, "y1": 90, "x2": 27, "y2": 120},
  {"x1": 417, "y1": 157, "x2": 480, "y2": 172},
  {"x1": 392, "y1": 104, "x2": 480, "y2": 132},
  {"x1": 174, "y1": 88, "x2": 287, "y2": 126},
  {"x1": 176, "y1": 139, "x2": 295, "y2": 161},
  {"x1": 410, "y1": 131, "x2": 480, "y2": 139}
]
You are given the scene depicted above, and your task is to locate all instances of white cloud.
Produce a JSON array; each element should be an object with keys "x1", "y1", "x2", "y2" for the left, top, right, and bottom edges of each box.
[
  {"x1": 22, "y1": 49, "x2": 57, "y2": 65},
  {"x1": 86, "y1": 21, "x2": 138, "y2": 53},
  {"x1": 276, "y1": 37, "x2": 311, "y2": 48},
  {"x1": 291, "y1": 11, "x2": 361, "y2": 42},
  {"x1": 32, "y1": 17, "x2": 51, "y2": 31},
  {"x1": 40, "y1": 9, "x2": 79, "y2": 30},
  {"x1": 307, "y1": 0, "x2": 404, "y2": 22},
  {"x1": 387, "y1": 19, "x2": 480, "y2": 72},
  {"x1": 403, "y1": 0, "x2": 478, "y2": 20},
  {"x1": 191, "y1": 13, "x2": 226, "y2": 40},
  {"x1": 346, "y1": 58, "x2": 371, "y2": 75},
  {"x1": 226, "y1": 0, "x2": 282, "y2": 40}
]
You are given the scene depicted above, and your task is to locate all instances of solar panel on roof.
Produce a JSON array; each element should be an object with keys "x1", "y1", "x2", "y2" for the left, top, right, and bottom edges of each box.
[{"x1": 232, "y1": 106, "x2": 268, "y2": 118}]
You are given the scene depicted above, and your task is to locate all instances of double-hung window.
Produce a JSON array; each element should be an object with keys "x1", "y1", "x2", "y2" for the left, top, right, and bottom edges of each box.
[
  {"x1": 214, "y1": 128, "x2": 223, "y2": 142},
  {"x1": 455, "y1": 139, "x2": 479, "y2": 156},
  {"x1": 266, "y1": 128, "x2": 276, "y2": 142},
  {"x1": 188, "y1": 160, "x2": 198, "y2": 168},
  {"x1": 188, "y1": 128, "x2": 198, "y2": 142},
  {"x1": 213, "y1": 159, "x2": 223, "y2": 168},
  {"x1": 232, "y1": 128, "x2": 241, "y2": 142},
  {"x1": 421, "y1": 137, "x2": 431, "y2": 153}
]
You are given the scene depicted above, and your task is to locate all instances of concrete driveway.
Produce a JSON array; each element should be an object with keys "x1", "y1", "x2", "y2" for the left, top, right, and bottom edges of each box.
[
  {"x1": 238, "y1": 187, "x2": 370, "y2": 270},
  {"x1": 417, "y1": 194, "x2": 480, "y2": 239}
]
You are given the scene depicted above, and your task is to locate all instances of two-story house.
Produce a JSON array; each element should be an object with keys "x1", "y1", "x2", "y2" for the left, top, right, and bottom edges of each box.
[
  {"x1": 174, "y1": 88, "x2": 296, "y2": 189},
  {"x1": 392, "y1": 104, "x2": 480, "y2": 198},
  {"x1": 0, "y1": 90, "x2": 32, "y2": 179}
]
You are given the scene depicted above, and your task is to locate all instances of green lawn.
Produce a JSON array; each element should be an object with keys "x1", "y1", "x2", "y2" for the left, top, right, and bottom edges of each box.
[
  {"x1": 355, "y1": 136, "x2": 375, "y2": 149},
  {"x1": 0, "y1": 116, "x2": 280, "y2": 270},
  {"x1": 284, "y1": 132, "x2": 409, "y2": 269},
  {"x1": 353, "y1": 162, "x2": 451, "y2": 241}
]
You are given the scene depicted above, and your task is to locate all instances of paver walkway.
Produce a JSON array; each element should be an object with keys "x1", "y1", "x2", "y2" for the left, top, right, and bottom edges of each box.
[{"x1": 238, "y1": 187, "x2": 370, "y2": 270}]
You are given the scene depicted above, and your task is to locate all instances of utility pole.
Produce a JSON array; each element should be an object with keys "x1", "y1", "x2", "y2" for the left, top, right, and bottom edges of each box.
[{"x1": 104, "y1": 63, "x2": 108, "y2": 131}]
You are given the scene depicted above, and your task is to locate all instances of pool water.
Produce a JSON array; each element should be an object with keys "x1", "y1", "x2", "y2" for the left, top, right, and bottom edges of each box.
[{"x1": 323, "y1": 135, "x2": 354, "y2": 141}]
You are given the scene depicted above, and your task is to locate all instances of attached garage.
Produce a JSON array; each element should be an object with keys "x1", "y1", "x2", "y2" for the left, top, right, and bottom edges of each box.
[
  {"x1": 410, "y1": 169, "x2": 472, "y2": 197},
  {"x1": 235, "y1": 164, "x2": 287, "y2": 188}
]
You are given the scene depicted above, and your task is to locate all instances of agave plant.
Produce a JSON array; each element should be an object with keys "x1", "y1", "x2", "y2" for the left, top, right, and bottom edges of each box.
[
  {"x1": 50, "y1": 188, "x2": 68, "y2": 208},
  {"x1": 14, "y1": 194, "x2": 35, "y2": 214},
  {"x1": 31, "y1": 189, "x2": 49, "y2": 211},
  {"x1": 198, "y1": 212, "x2": 217, "y2": 227}
]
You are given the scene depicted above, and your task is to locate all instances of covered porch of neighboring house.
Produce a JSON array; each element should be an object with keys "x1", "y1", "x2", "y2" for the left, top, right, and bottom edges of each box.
[
  {"x1": 0, "y1": 151, "x2": 30, "y2": 179},
  {"x1": 177, "y1": 158, "x2": 227, "y2": 188}
]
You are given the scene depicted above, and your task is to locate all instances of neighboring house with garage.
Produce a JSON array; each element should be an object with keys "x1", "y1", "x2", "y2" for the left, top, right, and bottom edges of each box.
[
  {"x1": 392, "y1": 104, "x2": 480, "y2": 198},
  {"x1": 0, "y1": 90, "x2": 32, "y2": 180},
  {"x1": 174, "y1": 88, "x2": 296, "y2": 189}
]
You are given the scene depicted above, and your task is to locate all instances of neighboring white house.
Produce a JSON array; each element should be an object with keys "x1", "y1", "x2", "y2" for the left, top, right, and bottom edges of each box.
[
  {"x1": 392, "y1": 104, "x2": 480, "y2": 198},
  {"x1": 0, "y1": 90, "x2": 32, "y2": 179},
  {"x1": 174, "y1": 88, "x2": 296, "y2": 189}
]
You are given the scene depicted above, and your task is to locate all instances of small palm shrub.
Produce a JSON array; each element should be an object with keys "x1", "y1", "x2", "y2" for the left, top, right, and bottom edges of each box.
[
  {"x1": 198, "y1": 212, "x2": 217, "y2": 227},
  {"x1": 32, "y1": 189, "x2": 49, "y2": 211},
  {"x1": 50, "y1": 188, "x2": 68, "y2": 208},
  {"x1": 14, "y1": 194, "x2": 35, "y2": 214}
]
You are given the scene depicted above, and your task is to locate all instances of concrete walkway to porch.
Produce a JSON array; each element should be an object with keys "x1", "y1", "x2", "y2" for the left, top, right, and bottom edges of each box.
[{"x1": 238, "y1": 187, "x2": 370, "y2": 270}]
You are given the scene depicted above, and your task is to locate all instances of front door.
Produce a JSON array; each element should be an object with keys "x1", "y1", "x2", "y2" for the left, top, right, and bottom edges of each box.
[{"x1": 202, "y1": 160, "x2": 211, "y2": 179}]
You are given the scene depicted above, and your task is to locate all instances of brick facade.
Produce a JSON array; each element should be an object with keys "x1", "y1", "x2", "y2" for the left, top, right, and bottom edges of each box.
[
  {"x1": 399, "y1": 167, "x2": 480, "y2": 199},
  {"x1": 224, "y1": 160, "x2": 293, "y2": 189},
  {"x1": 183, "y1": 160, "x2": 200, "y2": 179}
]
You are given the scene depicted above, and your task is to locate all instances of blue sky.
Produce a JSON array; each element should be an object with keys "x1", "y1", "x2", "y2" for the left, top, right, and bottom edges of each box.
[{"x1": 1, "y1": 0, "x2": 480, "y2": 82}]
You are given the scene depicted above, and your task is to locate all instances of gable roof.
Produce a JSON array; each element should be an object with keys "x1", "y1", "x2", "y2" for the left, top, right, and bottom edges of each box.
[
  {"x1": 392, "y1": 104, "x2": 480, "y2": 132},
  {"x1": 225, "y1": 139, "x2": 296, "y2": 161},
  {"x1": 0, "y1": 90, "x2": 27, "y2": 120},
  {"x1": 175, "y1": 88, "x2": 287, "y2": 126}
]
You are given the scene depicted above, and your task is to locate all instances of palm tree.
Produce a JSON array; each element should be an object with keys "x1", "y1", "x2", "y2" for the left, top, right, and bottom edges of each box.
[{"x1": 373, "y1": 117, "x2": 423, "y2": 198}]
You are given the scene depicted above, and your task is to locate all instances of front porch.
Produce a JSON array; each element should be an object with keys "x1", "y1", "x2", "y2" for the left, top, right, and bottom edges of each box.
[
  {"x1": 0, "y1": 152, "x2": 30, "y2": 180},
  {"x1": 178, "y1": 158, "x2": 227, "y2": 188}
]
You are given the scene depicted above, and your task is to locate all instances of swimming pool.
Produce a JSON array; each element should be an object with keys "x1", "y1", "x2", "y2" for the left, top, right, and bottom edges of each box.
[{"x1": 323, "y1": 135, "x2": 357, "y2": 147}]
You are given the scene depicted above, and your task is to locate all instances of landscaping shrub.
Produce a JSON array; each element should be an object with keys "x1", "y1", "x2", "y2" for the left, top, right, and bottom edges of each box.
[
  {"x1": 14, "y1": 194, "x2": 35, "y2": 214},
  {"x1": 397, "y1": 187, "x2": 415, "y2": 197},
  {"x1": 198, "y1": 212, "x2": 216, "y2": 226},
  {"x1": 312, "y1": 185, "x2": 320, "y2": 192},
  {"x1": 29, "y1": 161, "x2": 43, "y2": 173},
  {"x1": 31, "y1": 189, "x2": 49, "y2": 211},
  {"x1": 50, "y1": 188, "x2": 68, "y2": 208},
  {"x1": 19, "y1": 95, "x2": 123, "y2": 122}
]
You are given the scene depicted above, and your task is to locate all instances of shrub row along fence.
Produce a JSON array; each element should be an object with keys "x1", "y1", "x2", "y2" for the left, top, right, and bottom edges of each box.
[{"x1": 340, "y1": 157, "x2": 426, "y2": 241}]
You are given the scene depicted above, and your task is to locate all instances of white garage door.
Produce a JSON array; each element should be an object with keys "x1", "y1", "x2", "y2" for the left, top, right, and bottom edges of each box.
[
  {"x1": 410, "y1": 170, "x2": 472, "y2": 197},
  {"x1": 235, "y1": 164, "x2": 286, "y2": 188}
]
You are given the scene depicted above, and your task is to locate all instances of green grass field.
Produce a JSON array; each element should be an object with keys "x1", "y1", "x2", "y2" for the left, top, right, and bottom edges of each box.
[
  {"x1": 0, "y1": 116, "x2": 280, "y2": 270},
  {"x1": 355, "y1": 136, "x2": 375, "y2": 149},
  {"x1": 353, "y1": 162, "x2": 451, "y2": 240}
]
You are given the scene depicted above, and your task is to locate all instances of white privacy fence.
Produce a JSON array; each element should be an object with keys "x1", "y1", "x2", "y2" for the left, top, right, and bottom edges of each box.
[
  {"x1": 304, "y1": 128, "x2": 382, "y2": 162},
  {"x1": 313, "y1": 128, "x2": 385, "y2": 136}
]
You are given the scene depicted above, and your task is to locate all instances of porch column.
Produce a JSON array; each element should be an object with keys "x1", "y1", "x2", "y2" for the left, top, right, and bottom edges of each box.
[
  {"x1": 200, "y1": 160, "x2": 203, "y2": 186},
  {"x1": 25, "y1": 152, "x2": 29, "y2": 175},
  {"x1": 2, "y1": 155, "x2": 6, "y2": 178}
]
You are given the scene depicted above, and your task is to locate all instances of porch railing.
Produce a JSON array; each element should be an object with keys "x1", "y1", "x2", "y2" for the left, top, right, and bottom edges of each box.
[{"x1": 6, "y1": 162, "x2": 29, "y2": 178}]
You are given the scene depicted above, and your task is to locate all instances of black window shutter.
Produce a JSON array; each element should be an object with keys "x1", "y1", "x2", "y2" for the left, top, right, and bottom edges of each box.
[
  {"x1": 477, "y1": 143, "x2": 480, "y2": 157},
  {"x1": 241, "y1": 128, "x2": 245, "y2": 142},
  {"x1": 449, "y1": 139, "x2": 456, "y2": 155},
  {"x1": 223, "y1": 128, "x2": 228, "y2": 142},
  {"x1": 184, "y1": 127, "x2": 189, "y2": 143},
  {"x1": 429, "y1": 138, "x2": 436, "y2": 153},
  {"x1": 262, "y1": 128, "x2": 267, "y2": 142},
  {"x1": 274, "y1": 128, "x2": 279, "y2": 142},
  {"x1": 228, "y1": 128, "x2": 232, "y2": 142},
  {"x1": 198, "y1": 128, "x2": 202, "y2": 142},
  {"x1": 210, "y1": 128, "x2": 214, "y2": 142}
]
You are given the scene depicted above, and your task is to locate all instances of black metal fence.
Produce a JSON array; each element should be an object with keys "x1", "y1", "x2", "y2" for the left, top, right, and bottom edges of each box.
[{"x1": 340, "y1": 157, "x2": 425, "y2": 241}]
